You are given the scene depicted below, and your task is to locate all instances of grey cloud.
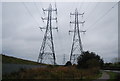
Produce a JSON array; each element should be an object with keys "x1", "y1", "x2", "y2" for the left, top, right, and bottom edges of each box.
[{"x1": 2, "y1": 2, "x2": 118, "y2": 64}]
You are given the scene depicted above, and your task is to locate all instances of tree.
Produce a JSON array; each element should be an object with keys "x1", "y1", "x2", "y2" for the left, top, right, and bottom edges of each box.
[
  {"x1": 77, "y1": 51, "x2": 104, "y2": 68},
  {"x1": 65, "y1": 61, "x2": 72, "y2": 66}
]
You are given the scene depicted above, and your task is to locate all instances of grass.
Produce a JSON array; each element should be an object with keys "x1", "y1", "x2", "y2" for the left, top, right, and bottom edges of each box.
[
  {"x1": 3, "y1": 66, "x2": 101, "y2": 80},
  {"x1": 107, "y1": 72, "x2": 120, "y2": 81},
  {"x1": 1, "y1": 54, "x2": 102, "y2": 80},
  {"x1": 2, "y1": 54, "x2": 46, "y2": 65},
  {"x1": 94, "y1": 71, "x2": 102, "y2": 79}
]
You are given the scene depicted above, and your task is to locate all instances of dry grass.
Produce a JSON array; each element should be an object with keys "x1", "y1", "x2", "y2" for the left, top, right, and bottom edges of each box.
[{"x1": 3, "y1": 66, "x2": 100, "y2": 79}]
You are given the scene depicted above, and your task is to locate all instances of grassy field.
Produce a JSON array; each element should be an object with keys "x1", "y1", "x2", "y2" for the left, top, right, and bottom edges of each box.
[
  {"x1": 3, "y1": 66, "x2": 101, "y2": 79},
  {"x1": 2, "y1": 54, "x2": 46, "y2": 65}
]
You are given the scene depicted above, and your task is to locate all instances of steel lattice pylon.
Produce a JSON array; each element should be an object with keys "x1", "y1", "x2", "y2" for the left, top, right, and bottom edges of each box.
[
  {"x1": 37, "y1": 4, "x2": 58, "y2": 65},
  {"x1": 69, "y1": 8, "x2": 85, "y2": 64}
]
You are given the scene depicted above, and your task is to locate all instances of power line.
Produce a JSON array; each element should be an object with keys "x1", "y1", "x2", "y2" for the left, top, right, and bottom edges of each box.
[
  {"x1": 84, "y1": 2, "x2": 99, "y2": 21},
  {"x1": 80, "y1": 2, "x2": 85, "y2": 12},
  {"x1": 34, "y1": 2, "x2": 41, "y2": 16},
  {"x1": 33, "y1": 2, "x2": 45, "y2": 25},
  {"x1": 77, "y1": 2, "x2": 84, "y2": 12},
  {"x1": 63, "y1": 54, "x2": 66, "y2": 64},
  {"x1": 86, "y1": 2, "x2": 118, "y2": 31},
  {"x1": 83, "y1": 2, "x2": 90, "y2": 14},
  {"x1": 22, "y1": 2, "x2": 40, "y2": 26}
]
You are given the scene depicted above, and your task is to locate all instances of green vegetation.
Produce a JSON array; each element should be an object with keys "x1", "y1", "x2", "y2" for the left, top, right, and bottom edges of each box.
[
  {"x1": 3, "y1": 66, "x2": 101, "y2": 79},
  {"x1": 94, "y1": 71, "x2": 102, "y2": 79},
  {"x1": 103, "y1": 62, "x2": 120, "y2": 70},
  {"x1": 65, "y1": 61, "x2": 72, "y2": 66},
  {"x1": 77, "y1": 51, "x2": 104, "y2": 68},
  {"x1": 107, "y1": 72, "x2": 120, "y2": 81},
  {"x1": 2, "y1": 51, "x2": 104, "y2": 80},
  {"x1": 2, "y1": 54, "x2": 45, "y2": 65},
  {"x1": 108, "y1": 72, "x2": 117, "y2": 79}
]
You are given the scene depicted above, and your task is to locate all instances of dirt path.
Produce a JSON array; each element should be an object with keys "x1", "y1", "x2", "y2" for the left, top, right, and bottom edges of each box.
[{"x1": 93, "y1": 71, "x2": 110, "y2": 81}]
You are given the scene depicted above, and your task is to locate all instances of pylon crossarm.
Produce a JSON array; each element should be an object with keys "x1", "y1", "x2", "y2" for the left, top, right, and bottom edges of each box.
[
  {"x1": 41, "y1": 17, "x2": 47, "y2": 20},
  {"x1": 70, "y1": 13, "x2": 75, "y2": 15},
  {"x1": 69, "y1": 30, "x2": 86, "y2": 34},
  {"x1": 39, "y1": 27, "x2": 58, "y2": 30},
  {"x1": 42, "y1": 8, "x2": 57, "y2": 12},
  {"x1": 78, "y1": 13, "x2": 84, "y2": 15},
  {"x1": 70, "y1": 12, "x2": 84, "y2": 16},
  {"x1": 78, "y1": 21, "x2": 85, "y2": 24},
  {"x1": 70, "y1": 21, "x2": 85, "y2": 24}
]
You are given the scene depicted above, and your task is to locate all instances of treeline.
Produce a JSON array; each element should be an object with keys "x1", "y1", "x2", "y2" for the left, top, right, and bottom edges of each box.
[{"x1": 103, "y1": 62, "x2": 120, "y2": 70}]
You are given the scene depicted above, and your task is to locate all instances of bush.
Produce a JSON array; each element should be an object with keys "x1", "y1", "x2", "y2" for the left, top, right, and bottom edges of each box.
[
  {"x1": 77, "y1": 51, "x2": 104, "y2": 68},
  {"x1": 65, "y1": 61, "x2": 72, "y2": 66}
]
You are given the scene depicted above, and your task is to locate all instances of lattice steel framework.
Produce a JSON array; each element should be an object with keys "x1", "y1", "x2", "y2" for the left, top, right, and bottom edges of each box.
[
  {"x1": 69, "y1": 8, "x2": 85, "y2": 64},
  {"x1": 37, "y1": 4, "x2": 58, "y2": 65}
]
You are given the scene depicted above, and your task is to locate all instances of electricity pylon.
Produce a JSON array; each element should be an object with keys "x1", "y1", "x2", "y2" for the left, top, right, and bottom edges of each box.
[
  {"x1": 37, "y1": 4, "x2": 58, "y2": 65},
  {"x1": 69, "y1": 8, "x2": 85, "y2": 64},
  {"x1": 63, "y1": 54, "x2": 66, "y2": 65}
]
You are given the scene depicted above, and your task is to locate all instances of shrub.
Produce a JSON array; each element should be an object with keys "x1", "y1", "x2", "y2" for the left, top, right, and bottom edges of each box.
[
  {"x1": 77, "y1": 51, "x2": 104, "y2": 68},
  {"x1": 65, "y1": 61, "x2": 72, "y2": 66}
]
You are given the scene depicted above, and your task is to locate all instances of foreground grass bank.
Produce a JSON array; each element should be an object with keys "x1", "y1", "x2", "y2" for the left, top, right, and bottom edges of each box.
[
  {"x1": 2, "y1": 54, "x2": 46, "y2": 65},
  {"x1": 3, "y1": 66, "x2": 101, "y2": 79}
]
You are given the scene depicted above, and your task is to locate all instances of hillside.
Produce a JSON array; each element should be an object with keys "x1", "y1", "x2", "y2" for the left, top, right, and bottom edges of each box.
[{"x1": 2, "y1": 54, "x2": 45, "y2": 65}]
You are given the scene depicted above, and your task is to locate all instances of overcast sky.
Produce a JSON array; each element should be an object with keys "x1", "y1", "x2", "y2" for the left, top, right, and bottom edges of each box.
[{"x1": 1, "y1": 2, "x2": 118, "y2": 64}]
